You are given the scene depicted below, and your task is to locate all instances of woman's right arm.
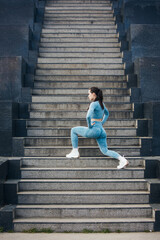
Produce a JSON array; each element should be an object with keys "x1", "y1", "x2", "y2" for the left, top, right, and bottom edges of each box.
[{"x1": 86, "y1": 102, "x2": 95, "y2": 128}]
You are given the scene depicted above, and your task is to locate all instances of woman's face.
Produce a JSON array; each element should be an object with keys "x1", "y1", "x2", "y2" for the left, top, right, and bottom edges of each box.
[{"x1": 88, "y1": 90, "x2": 97, "y2": 101}]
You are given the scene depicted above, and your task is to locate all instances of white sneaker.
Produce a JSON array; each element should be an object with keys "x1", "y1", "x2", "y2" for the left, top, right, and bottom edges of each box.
[
  {"x1": 117, "y1": 156, "x2": 129, "y2": 169},
  {"x1": 66, "y1": 148, "x2": 80, "y2": 159}
]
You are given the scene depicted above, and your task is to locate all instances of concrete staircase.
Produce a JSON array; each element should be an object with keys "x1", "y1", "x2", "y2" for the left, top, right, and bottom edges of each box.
[{"x1": 13, "y1": 0, "x2": 155, "y2": 232}]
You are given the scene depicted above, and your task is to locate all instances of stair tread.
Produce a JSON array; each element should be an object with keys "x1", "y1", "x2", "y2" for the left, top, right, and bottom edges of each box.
[
  {"x1": 22, "y1": 156, "x2": 143, "y2": 160},
  {"x1": 19, "y1": 179, "x2": 146, "y2": 182},
  {"x1": 27, "y1": 127, "x2": 136, "y2": 129},
  {"x1": 24, "y1": 146, "x2": 141, "y2": 149},
  {"x1": 13, "y1": 217, "x2": 154, "y2": 223},
  {"x1": 25, "y1": 136, "x2": 141, "y2": 139},
  {"x1": 29, "y1": 110, "x2": 133, "y2": 112},
  {"x1": 21, "y1": 167, "x2": 144, "y2": 170},
  {"x1": 18, "y1": 191, "x2": 150, "y2": 194},
  {"x1": 15, "y1": 204, "x2": 151, "y2": 208}
]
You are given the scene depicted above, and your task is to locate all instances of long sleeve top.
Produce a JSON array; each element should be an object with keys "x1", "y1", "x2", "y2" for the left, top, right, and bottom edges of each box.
[{"x1": 86, "y1": 101, "x2": 109, "y2": 128}]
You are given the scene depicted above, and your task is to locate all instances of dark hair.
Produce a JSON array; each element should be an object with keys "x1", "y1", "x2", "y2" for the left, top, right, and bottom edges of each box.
[{"x1": 90, "y1": 87, "x2": 104, "y2": 110}]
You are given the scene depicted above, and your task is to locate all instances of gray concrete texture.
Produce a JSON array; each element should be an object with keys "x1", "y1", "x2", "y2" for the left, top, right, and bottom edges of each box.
[{"x1": 0, "y1": 232, "x2": 160, "y2": 240}]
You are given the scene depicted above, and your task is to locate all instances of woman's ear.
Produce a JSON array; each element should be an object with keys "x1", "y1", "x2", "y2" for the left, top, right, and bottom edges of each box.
[{"x1": 93, "y1": 92, "x2": 97, "y2": 100}]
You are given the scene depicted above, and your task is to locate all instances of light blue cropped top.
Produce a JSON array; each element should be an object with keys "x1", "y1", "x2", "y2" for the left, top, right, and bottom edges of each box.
[{"x1": 86, "y1": 101, "x2": 109, "y2": 128}]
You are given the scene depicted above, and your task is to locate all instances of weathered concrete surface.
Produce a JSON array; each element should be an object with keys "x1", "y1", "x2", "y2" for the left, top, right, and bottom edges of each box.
[{"x1": 0, "y1": 232, "x2": 160, "y2": 240}]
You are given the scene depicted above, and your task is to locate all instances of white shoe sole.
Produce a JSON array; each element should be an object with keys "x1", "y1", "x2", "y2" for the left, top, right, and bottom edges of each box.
[
  {"x1": 117, "y1": 160, "x2": 129, "y2": 170},
  {"x1": 66, "y1": 154, "x2": 80, "y2": 159}
]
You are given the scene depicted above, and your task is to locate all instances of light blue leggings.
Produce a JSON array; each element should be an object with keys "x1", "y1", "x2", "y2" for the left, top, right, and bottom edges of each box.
[{"x1": 71, "y1": 122, "x2": 120, "y2": 159}]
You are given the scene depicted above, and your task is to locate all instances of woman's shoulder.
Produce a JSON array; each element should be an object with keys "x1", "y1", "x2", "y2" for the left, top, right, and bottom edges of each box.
[
  {"x1": 90, "y1": 101, "x2": 98, "y2": 107},
  {"x1": 90, "y1": 101, "x2": 100, "y2": 108}
]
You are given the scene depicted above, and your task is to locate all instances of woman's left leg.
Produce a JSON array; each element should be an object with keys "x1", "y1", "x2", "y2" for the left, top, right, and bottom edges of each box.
[
  {"x1": 71, "y1": 126, "x2": 101, "y2": 148},
  {"x1": 96, "y1": 136, "x2": 120, "y2": 160},
  {"x1": 96, "y1": 131, "x2": 129, "y2": 169},
  {"x1": 66, "y1": 126, "x2": 101, "y2": 158}
]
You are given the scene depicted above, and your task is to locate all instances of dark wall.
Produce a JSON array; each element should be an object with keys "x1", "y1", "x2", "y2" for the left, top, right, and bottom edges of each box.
[
  {"x1": 144, "y1": 102, "x2": 160, "y2": 155},
  {"x1": 0, "y1": 26, "x2": 31, "y2": 62},
  {"x1": 0, "y1": 160, "x2": 8, "y2": 207},
  {"x1": 121, "y1": 0, "x2": 160, "y2": 32},
  {"x1": 0, "y1": 0, "x2": 35, "y2": 30},
  {"x1": 134, "y1": 57, "x2": 160, "y2": 102},
  {"x1": 0, "y1": 102, "x2": 18, "y2": 156},
  {"x1": 118, "y1": 1, "x2": 160, "y2": 156},
  {"x1": 0, "y1": 57, "x2": 26, "y2": 102},
  {"x1": 0, "y1": 1, "x2": 45, "y2": 157},
  {"x1": 128, "y1": 24, "x2": 160, "y2": 61}
]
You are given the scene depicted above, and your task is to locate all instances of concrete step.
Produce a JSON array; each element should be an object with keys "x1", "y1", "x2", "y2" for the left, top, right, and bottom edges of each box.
[
  {"x1": 43, "y1": 25, "x2": 117, "y2": 30},
  {"x1": 27, "y1": 127, "x2": 137, "y2": 137},
  {"x1": 24, "y1": 146, "x2": 140, "y2": 157},
  {"x1": 44, "y1": 14, "x2": 114, "y2": 19},
  {"x1": 29, "y1": 110, "x2": 133, "y2": 119},
  {"x1": 25, "y1": 136, "x2": 140, "y2": 147},
  {"x1": 41, "y1": 28, "x2": 117, "y2": 34},
  {"x1": 18, "y1": 179, "x2": 148, "y2": 192},
  {"x1": 39, "y1": 52, "x2": 122, "y2": 58},
  {"x1": 44, "y1": 17, "x2": 115, "y2": 21},
  {"x1": 35, "y1": 69, "x2": 124, "y2": 76},
  {"x1": 45, "y1": 4, "x2": 112, "y2": 7},
  {"x1": 14, "y1": 217, "x2": 154, "y2": 232},
  {"x1": 22, "y1": 156, "x2": 144, "y2": 168},
  {"x1": 39, "y1": 42, "x2": 120, "y2": 48},
  {"x1": 46, "y1": 0, "x2": 112, "y2": 2},
  {"x1": 36, "y1": 63, "x2": 124, "y2": 69},
  {"x1": 43, "y1": 21, "x2": 115, "y2": 26},
  {"x1": 45, "y1": 2, "x2": 112, "y2": 7},
  {"x1": 41, "y1": 33, "x2": 118, "y2": 38},
  {"x1": 46, "y1": 2, "x2": 111, "y2": 4},
  {"x1": 45, "y1": 6, "x2": 113, "y2": 10},
  {"x1": 17, "y1": 190, "x2": 149, "y2": 204},
  {"x1": 46, "y1": 0, "x2": 111, "y2": 3},
  {"x1": 20, "y1": 167, "x2": 145, "y2": 180},
  {"x1": 40, "y1": 37, "x2": 119, "y2": 43},
  {"x1": 30, "y1": 102, "x2": 132, "y2": 111},
  {"x1": 32, "y1": 87, "x2": 128, "y2": 95},
  {"x1": 37, "y1": 57, "x2": 122, "y2": 63},
  {"x1": 43, "y1": 20, "x2": 116, "y2": 25},
  {"x1": 34, "y1": 81, "x2": 127, "y2": 88},
  {"x1": 46, "y1": 2, "x2": 112, "y2": 5},
  {"x1": 44, "y1": 13, "x2": 114, "y2": 18},
  {"x1": 15, "y1": 204, "x2": 152, "y2": 219},
  {"x1": 34, "y1": 80, "x2": 127, "y2": 88},
  {"x1": 34, "y1": 75, "x2": 126, "y2": 81},
  {"x1": 26, "y1": 119, "x2": 137, "y2": 128},
  {"x1": 39, "y1": 46, "x2": 120, "y2": 53},
  {"x1": 13, "y1": 217, "x2": 154, "y2": 232},
  {"x1": 31, "y1": 95, "x2": 129, "y2": 103},
  {"x1": 45, "y1": 10, "x2": 113, "y2": 14}
]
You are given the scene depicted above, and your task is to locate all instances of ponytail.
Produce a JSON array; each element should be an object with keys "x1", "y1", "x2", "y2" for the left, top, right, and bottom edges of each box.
[{"x1": 90, "y1": 87, "x2": 104, "y2": 110}]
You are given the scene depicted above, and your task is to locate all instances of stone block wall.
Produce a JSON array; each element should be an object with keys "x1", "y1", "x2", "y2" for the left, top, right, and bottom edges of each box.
[
  {"x1": 115, "y1": 0, "x2": 160, "y2": 156},
  {"x1": 0, "y1": 0, "x2": 45, "y2": 156}
]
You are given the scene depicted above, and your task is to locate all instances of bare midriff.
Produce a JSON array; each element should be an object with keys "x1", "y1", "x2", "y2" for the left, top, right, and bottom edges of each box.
[{"x1": 91, "y1": 118, "x2": 102, "y2": 122}]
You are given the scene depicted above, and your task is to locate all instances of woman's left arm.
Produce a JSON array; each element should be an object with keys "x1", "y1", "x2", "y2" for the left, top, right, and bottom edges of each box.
[{"x1": 102, "y1": 105, "x2": 109, "y2": 125}]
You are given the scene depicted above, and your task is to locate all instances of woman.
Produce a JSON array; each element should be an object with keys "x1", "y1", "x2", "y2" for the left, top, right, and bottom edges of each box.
[{"x1": 66, "y1": 87, "x2": 129, "y2": 169}]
